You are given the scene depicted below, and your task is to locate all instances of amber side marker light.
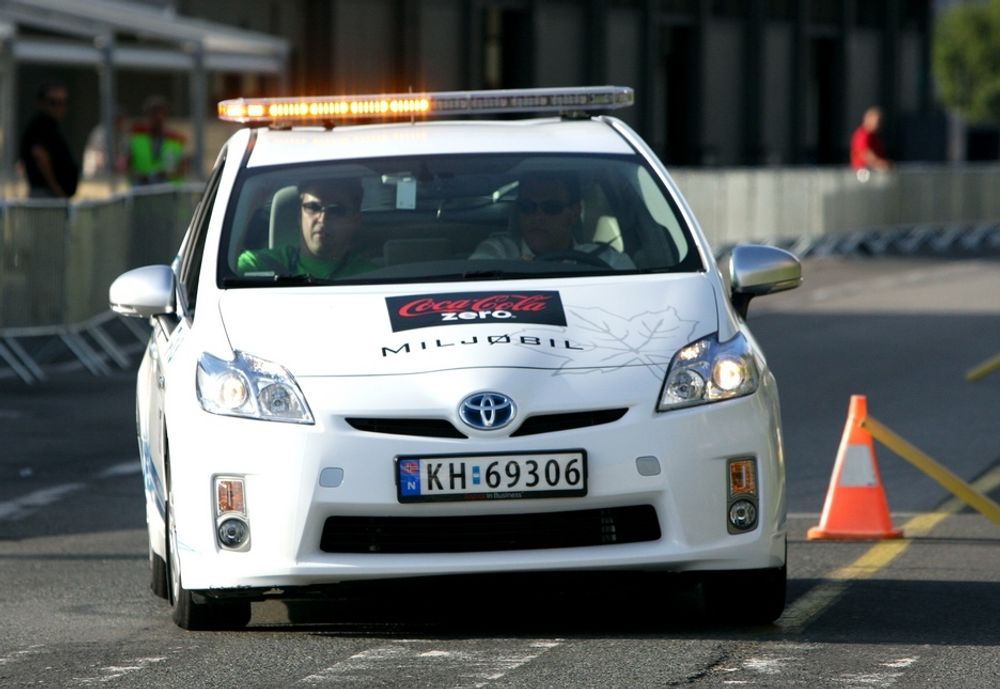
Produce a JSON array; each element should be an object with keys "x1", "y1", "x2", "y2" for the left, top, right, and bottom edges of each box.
[
  {"x1": 217, "y1": 477, "x2": 246, "y2": 513},
  {"x1": 217, "y1": 86, "x2": 634, "y2": 126}
]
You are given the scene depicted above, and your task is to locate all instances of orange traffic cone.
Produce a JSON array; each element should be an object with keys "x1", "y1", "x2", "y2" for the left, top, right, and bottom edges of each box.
[{"x1": 807, "y1": 395, "x2": 903, "y2": 540}]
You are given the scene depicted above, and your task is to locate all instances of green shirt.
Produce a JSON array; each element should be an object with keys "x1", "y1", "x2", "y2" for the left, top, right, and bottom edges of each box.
[
  {"x1": 128, "y1": 129, "x2": 186, "y2": 184},
  {"x1": 237, "y1": 245, "x2": 375, "y2": 280}
]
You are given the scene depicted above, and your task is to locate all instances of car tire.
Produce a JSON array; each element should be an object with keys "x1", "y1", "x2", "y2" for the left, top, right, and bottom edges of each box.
[
  {"x1": 165, "y1": 460, "x2": 251, "y2": 631},
  {"x1": 150, "y1": 545, "x2": 169, "y2": 600},
  {"x1": 702, "y1": 564, "x2": 787, "y2": 625}
]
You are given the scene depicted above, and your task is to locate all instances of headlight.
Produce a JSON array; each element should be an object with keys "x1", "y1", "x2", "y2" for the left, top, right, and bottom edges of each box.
[
  {"x1": 658, "y1": 333, "x2": 759, "y2": 411},
  {"x1": 196, "y1": 351, "x2": 314, "y2": 424}
]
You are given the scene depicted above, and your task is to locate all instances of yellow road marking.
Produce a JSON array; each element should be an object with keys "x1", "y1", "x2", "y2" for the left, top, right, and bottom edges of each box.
[
  {"x1": 776, "y1": 464, "x2": 1000, "y2": 633},
  {"x1": 965, "y1": 352, "x2": 1000, "y2": 382}
]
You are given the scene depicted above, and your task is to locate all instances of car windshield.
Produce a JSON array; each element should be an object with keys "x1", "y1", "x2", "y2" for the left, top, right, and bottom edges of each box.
[{"x1": 218, "y1": 153, "x2": 703, "y2": 286}]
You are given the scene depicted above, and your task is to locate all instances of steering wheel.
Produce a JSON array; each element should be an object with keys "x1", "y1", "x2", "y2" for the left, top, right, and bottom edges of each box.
[{"x1": 533, "y1": 249, "x2": 612, "y2": 268}]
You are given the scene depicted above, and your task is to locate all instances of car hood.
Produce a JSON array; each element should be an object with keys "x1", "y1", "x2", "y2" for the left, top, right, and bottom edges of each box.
[{"x1": 217, "y1": 276, "x2": 719, "y2": 378}]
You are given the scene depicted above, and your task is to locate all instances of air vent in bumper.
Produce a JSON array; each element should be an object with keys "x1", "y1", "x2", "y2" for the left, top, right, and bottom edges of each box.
[{"x1": 320, "y1": 505, "x2": 660, "y2": 554}]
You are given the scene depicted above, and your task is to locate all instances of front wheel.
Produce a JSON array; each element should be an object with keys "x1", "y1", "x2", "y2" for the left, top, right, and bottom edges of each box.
[
  {"x1": 701, "y1": 565, "x2": 787, "y2": 625},
  {"x1": 150, "y1": 545, "x2": 168, "y2": 600}
]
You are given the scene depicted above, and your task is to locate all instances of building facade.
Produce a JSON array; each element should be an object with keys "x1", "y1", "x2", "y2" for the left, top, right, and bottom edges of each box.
[
  {"x1": 5, "y1": 0, "x2": 940, "y2": 178},
  {"x1": 174, "y1": 0, "x2": 937, "y2": 166}
]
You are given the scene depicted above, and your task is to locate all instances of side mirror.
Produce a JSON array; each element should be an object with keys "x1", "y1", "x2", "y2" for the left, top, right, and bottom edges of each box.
[
  {"x1": 109, "y1": 265, "x2": 176, "y2": 318},
  {"x1": 725, "y1": 244, "x2": 801, "y2": 319}
]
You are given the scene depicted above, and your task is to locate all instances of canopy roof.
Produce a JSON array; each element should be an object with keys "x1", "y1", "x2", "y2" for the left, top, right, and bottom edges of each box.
[
  {"x1": 0, "y1": 0, "x2": 289, "y2": 179},
  {"x1": 0, "y1": 0, "x2": 288, "y2": 74}
]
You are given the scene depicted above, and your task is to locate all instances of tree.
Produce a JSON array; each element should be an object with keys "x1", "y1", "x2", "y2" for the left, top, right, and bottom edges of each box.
[{"x1": 934, "y1": 0, "x2": 1000, "y2": 123}]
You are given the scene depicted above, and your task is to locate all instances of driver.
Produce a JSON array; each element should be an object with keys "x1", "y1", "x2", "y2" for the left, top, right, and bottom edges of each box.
[
  {"x1": 470, "y1": 172, "x2": 634, "y2": 269},
  {"x1": 237, "y1": 178, "x2": 375, "y2": 279}
]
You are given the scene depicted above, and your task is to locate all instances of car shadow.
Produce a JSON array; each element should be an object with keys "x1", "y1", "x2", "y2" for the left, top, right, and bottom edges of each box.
[
  {"x1": 241, "y1": 571, "x2": 1000, "y2": 647},
  {"x1": 246, "y1": 571, "x2": 763, "y2": 638}
]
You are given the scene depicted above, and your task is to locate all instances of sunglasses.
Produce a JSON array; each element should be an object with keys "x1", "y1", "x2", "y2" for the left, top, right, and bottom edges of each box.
[
  {"x1": 301, "y1": 201, "x2": 356, "y2": 217},
  {"x1": 517, "y1": 199, "x2": 572, "y2": 215}
]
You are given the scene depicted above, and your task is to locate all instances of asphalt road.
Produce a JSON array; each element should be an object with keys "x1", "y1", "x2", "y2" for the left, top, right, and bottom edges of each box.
[{"x1": 1, "y1": 256, "x2": 999, "y2": 688}]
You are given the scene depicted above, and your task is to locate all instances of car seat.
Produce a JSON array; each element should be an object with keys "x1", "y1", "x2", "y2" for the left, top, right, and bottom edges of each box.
[
  {"x1": 269, "y1": 185, "x2": 301, "y2": 249},
  {"x1": 592, "y1": 215, "x2": 624, "y2": 252}
]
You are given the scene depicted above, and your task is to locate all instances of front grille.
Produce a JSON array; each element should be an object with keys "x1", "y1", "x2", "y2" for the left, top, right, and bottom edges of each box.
[
  {"x1": 320, "y1": 505, "x2": 660, "y2": 554},
  {"x1": 511, "y1": 408, "x2": 628, "y2": 437},
  {"x1": 345, "y1": 408, "x2": 627, "y2": 439},
  {"x1": 345, "y1": 417, "x2": 466, "y2": 438}
]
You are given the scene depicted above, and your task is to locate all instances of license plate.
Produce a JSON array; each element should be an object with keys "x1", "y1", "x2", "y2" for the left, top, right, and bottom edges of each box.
[{"x1": 396, "y1": 451, "x2": 587, "y2": 503}]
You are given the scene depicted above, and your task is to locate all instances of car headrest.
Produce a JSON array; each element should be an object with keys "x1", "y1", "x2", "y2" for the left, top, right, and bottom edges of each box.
[
  {"x1": 269, "y1": 185, "x2": 300, "y2": 249},
  {"x1": 593, "y1": 215, "x2": 624, "y2": 252}
]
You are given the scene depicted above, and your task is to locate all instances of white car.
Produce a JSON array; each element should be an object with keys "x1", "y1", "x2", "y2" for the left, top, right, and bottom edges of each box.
[{"x1": 110, "y1": 86, "x2": 801, "y2": 630}]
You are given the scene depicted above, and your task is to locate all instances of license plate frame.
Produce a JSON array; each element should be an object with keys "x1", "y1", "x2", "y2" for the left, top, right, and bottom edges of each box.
[{"x1": 395, "y1": 450, "x2": 587, "y2": 503}]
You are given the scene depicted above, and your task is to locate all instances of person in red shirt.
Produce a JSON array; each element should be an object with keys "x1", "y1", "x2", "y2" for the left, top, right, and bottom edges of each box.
[{"x1": 850, "y1": 106, "x2": 891, "y2": 173}]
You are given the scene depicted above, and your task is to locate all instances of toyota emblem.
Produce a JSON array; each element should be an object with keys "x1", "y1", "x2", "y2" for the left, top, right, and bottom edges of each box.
[{"x1": 459, "y1": 392, "x2": 516, "y2": 430}]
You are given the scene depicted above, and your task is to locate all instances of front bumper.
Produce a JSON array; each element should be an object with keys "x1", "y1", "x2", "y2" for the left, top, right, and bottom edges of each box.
[{"x1": 166, "y1": 367, "x2": 786, "y2": 591}]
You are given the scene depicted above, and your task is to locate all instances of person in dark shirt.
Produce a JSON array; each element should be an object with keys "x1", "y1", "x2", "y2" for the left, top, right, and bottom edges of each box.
[
  {"x1": 18, "y1": 84, "x2": 79, "y2": 198},
  {"x1": 238, "y1": 178, "x2": 375, "y2": 279}
]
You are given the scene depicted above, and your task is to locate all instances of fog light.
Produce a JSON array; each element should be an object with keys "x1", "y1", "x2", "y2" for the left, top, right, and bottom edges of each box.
[
  {"x1": 218, "y1": 518, "x2": 249, "y2": 548},
  {"x1": 729, "y1": 499, "x2": 757, "y2": 530}
]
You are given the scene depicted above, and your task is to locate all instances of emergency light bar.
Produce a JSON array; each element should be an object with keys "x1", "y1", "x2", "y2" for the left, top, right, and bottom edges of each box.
[{"x1": 217, "y1": 86, "x2": 634, "y2": 125}]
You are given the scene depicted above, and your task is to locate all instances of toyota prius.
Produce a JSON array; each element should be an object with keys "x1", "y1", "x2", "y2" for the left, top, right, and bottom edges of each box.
[{"x1": 110, "y1": 86, "x2": 801, "y2": 630}]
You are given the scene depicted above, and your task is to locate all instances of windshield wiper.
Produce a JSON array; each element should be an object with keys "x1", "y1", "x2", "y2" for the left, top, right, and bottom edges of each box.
[
  {"x1": 221, "y1": 273, "x2": 335, "y2": 287},
  {"x1": 460, "y1": 269, "x2": 524, "y2": 279}
]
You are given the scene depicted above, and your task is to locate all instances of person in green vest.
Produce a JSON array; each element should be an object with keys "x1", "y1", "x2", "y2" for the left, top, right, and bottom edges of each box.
[
  {"x1": 237, "y1": 178, "x2": 375, "y2": 280},
  {"x1": 127, "y1": 95, "x2": 187, "y2": 185}
]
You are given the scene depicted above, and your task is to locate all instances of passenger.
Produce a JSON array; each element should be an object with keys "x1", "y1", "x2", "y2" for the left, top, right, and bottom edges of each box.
[
  {"x1": 471, "y1": 172, "x2": 633, "y2": 269},
  {"x1": 237, "y1": 179, "x2": 375, "y2": 279}
]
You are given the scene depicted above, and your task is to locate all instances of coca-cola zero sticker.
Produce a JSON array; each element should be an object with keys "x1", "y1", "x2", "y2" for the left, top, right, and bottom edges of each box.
[{"x1": 386, "y1": 291, "x2": 566, "y2": 332}]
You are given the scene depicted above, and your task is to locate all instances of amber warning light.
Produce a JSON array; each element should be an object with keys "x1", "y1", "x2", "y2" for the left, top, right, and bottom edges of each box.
[{"x1": 217, "y1": 86, "x2": 634, "y2": 125}]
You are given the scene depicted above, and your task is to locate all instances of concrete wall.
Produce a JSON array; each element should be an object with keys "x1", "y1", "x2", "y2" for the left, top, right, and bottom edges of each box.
[{"x1": 671, "y1": 165, "x2": 1000, "y2": 247}]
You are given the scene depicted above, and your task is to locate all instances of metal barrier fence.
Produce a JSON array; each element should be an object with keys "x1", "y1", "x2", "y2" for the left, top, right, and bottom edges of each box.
[
  {"x1": 1, "y1": 184, "x2": 202, "y2": 328},
  {"x1": 0, "y1": 183, "x2": 202, "y2": 383},
  {"x1": 671, "y1": 163, "x2": 1000, "y2": 248}
]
